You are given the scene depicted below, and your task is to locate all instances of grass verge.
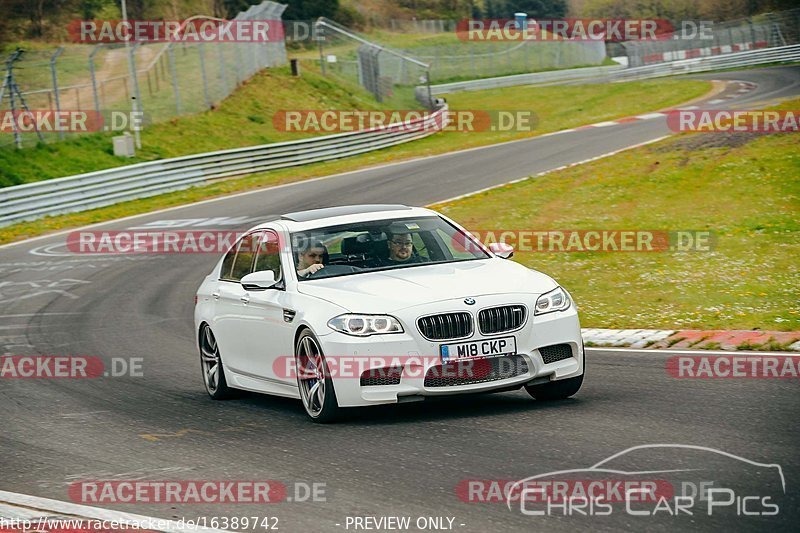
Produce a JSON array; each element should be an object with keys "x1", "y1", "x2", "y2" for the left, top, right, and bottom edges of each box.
[{"x1": 430, "y1": 99, "x2": 800, "y2": 331}]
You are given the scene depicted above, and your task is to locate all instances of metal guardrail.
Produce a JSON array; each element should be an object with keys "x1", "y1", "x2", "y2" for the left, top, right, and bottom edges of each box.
[
  {"x1": 0, "y1": 106, "x2": 449, "y2": 227},
  {"x1": 607, "y1": 44, "x2": 800, "y2": 81},
  {"x1": 427, "y1": 44, "x2": 800, "y2": 95},
  {"x1": 428, "y1": 65, "x2": 624, "y2": 95}
]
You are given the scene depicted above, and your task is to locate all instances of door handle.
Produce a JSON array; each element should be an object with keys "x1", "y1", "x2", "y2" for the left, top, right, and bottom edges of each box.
[
  {"x1": 212, "y1": 291, "x2": 220, "y2": 300},
  {"x1": 240, "y1": 294, "x2": 250, "y2": 304}
]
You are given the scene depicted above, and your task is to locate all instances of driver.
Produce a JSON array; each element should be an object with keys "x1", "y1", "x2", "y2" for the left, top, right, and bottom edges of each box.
[
  {"x1": 296, "y1": 241, "x2": 327, "y2": 278},
  {"x1": 383, "y1": 232, "x2": 428, "y2": 266}
]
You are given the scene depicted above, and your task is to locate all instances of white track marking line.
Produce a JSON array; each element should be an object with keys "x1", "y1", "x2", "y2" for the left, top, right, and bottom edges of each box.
[
  {"x1": 634, "y1": 112, "x2": 666, "y2": 119},
  {"x1": 586, "y1": 347, "x2": 800, "y2": 356},
  {"x1": 0, "y1": 490, "x2": 226, "y2": 533},
  {"x1": 0, "y1": 313, "x2": 82, "y2": 318}
]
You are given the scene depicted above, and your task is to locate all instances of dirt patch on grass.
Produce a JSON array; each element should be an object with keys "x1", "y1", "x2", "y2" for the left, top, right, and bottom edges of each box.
[{"x1": 655, "y1": 131, "x2": 768, "y2": 153}]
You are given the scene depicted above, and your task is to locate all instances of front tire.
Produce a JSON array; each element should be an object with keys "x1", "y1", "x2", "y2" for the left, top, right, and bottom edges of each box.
[
  {"x1": 295, "y1": 329, "x2": 341, "y2": 423},
  {"x1": 199, "y1": 324, "x2": 237, "y2": 400},
  {"x1": 525, "y1": 373, "x2": 583, "y2": 400}
]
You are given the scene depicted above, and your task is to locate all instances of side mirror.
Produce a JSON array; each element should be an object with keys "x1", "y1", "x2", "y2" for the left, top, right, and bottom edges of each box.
[
  {"x1": 241, "y1": 270, "x2": 277, "y2": 290},
  {"x1": 488, "y1": 242, "x2": 514, "y2": 259}
]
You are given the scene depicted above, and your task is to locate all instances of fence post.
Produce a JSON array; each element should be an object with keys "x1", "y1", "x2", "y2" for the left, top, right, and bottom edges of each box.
[
  {"x1": 217, "y1": 42, "x2": 228, "y2": 95},
  {"x1": 50, "y1": 47, "x2": 64, "y2": 140},
  {"x1": 234, "y1": 42, "x2": 244, "y2": 83},
  {"x1": 198, "y1": 44, "x2": 211, "y2": 109},
  {"x1": 317, "y1": 21, "x2": 326, "y2": 75},
  {"x1": 4, "y1": 55, "x2": 23, "y2": 149},
  {"x1": 89, "y1": 45, "x2": 102, "y2": 117},
  {"x1": 168, "y1": 46, "x2": 182, "y2": 113},
  {"x1": 471, "y1": 45, "x2": 476, "y2": 77}
]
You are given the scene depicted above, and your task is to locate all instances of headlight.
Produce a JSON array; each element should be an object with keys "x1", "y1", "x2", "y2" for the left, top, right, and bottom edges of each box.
[
  {"x1": 327, "y1": 314, "x2": 404, "y2": 336},
  {"x1": 534, "y1": 287, "x2": 571, "y2": 315}
]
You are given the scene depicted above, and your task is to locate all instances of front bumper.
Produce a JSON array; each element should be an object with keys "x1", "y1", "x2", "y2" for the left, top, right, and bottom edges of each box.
[{"x1": 318, "y1": 306, "x2": 583, "y2": 408}]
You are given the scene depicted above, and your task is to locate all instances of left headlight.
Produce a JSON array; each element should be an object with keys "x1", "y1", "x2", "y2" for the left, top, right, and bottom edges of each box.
[
  {"x1": 327, "y1": 314, "x2": 404, "y2": 336},
  {"x1": 534, "y1": 286, "x2": 571, "y2": 315}
]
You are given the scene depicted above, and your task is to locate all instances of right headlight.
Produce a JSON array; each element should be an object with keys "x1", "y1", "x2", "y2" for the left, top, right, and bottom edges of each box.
[
  {"x1": 327, "y1": 314, "x2": 404, "y2": 336},
  {"x1": 534, "y1": 286, "x2": 571, "y2": 315}
]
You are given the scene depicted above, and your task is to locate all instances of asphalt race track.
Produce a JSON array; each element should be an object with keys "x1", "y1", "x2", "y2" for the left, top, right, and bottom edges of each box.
[{"x1": 1, "y1": 66, "x2": 799, "y2": 532}]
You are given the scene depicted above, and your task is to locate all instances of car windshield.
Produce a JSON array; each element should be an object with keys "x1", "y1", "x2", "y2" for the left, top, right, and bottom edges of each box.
[{"x1": 292, "y1": 216, "x2": 490, "y2": 281}]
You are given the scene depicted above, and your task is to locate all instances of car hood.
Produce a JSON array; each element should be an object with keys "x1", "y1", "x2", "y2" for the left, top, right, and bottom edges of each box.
[{"x1": 296, "y1": 259, "x2": 557, "y2": 313}]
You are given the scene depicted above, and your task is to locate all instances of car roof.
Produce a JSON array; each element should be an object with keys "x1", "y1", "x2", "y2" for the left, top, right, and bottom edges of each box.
[
  {"x1": 281, "y1": 204, "x2": 412, "y2": 222},
  {"x1": 254, "y1": 204, "x2": 437, "y2": 232}
]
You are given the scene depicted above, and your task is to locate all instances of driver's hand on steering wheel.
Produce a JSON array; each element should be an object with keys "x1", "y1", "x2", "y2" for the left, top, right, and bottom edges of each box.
[{"x1": 300, "y1": 263, "x2": 325, "y2": 277}]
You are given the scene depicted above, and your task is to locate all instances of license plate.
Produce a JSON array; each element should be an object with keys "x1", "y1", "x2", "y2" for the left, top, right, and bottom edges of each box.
[{"x1": 440, "y1": 336, "x2": 517, "y2": 362}]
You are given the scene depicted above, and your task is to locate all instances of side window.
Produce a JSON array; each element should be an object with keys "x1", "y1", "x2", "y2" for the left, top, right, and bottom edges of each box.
[
  {"x1": 220, "y1": 244, "x2": 238, "y2": 280},
  {"x1": 436, "y1": 228, "x2": 476, "y2": 259},
  {"x1": 253, "y1": 231, "x2": 283, "y2": 282},
  {"x1": 228, "y1": 232, "x2": 259, "y2": 282}
]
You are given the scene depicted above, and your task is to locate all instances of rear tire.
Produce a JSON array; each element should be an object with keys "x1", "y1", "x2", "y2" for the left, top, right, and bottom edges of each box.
[
  {"x1": 295, "y1": 329, "x2": 342, "y2": 423},
  {"x1": 199, "y1": 324, "x2": 237, "y2": 400}
]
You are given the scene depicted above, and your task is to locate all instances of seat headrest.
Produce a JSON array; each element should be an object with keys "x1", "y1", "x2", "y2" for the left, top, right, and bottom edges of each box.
[{"x1": 341, "y1": 235, "x2": 373, "y2": 256}]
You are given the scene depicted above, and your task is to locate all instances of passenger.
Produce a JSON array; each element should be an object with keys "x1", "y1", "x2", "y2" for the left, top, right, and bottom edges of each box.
[
  {"x1": 297, "y1": 241, "x2": 327, "y2": 277},
  {"x1": 383, "y1": 232, "x2": 427, "y2": 266}
]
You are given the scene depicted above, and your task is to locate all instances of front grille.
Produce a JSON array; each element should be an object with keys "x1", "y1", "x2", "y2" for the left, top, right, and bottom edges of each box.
[
  {"x1": 539, "y1": 344, "x2": 573, "y2": 364},
  {"x1": 360, "y1": 366, "x2": 402, "y2": 386},
  {"x1": 478, "y1": 304, "x2": 527, "y2": 334},
  {"x1": 424, "y1": 354, "x2": 528, "y2": 388},
  {"x1": 417, "y1": 312, "x2": 473, "y2": 340}
]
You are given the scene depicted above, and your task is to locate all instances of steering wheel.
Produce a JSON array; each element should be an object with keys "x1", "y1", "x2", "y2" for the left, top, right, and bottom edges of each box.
[{"x1": 305, "y1": 264, "x2": 363, "y2": 279}]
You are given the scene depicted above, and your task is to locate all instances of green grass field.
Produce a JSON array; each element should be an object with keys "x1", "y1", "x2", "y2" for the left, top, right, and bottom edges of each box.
[{"x1": 431, "y1": 100, "x2": 800, "y2": 331}]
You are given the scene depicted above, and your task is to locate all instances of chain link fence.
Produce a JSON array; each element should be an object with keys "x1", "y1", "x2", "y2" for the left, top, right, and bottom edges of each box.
[
  {"x1": 387, "y1": 20, "x2": 457, "y2": 33},
  {"x1": 0, "y1": 1, "x2": 287, "y2": 149},
  {"x1": 313, "y1": 18, "x2": 432, "y2": 108},
  {"x1": 409, "y1": 40, "x2": 606, "y2": 83},
  {"x1": 623, "y1": 8, "x2": 800, "y2": 67},
  {"x1": 312, "y1": 17, "x2": 606, "y2": 107}
]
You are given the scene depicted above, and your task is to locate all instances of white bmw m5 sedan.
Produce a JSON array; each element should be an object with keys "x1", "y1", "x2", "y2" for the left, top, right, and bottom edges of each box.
[{"x1": 195, "y1": 205, "x2": 584, "y2": 422}]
